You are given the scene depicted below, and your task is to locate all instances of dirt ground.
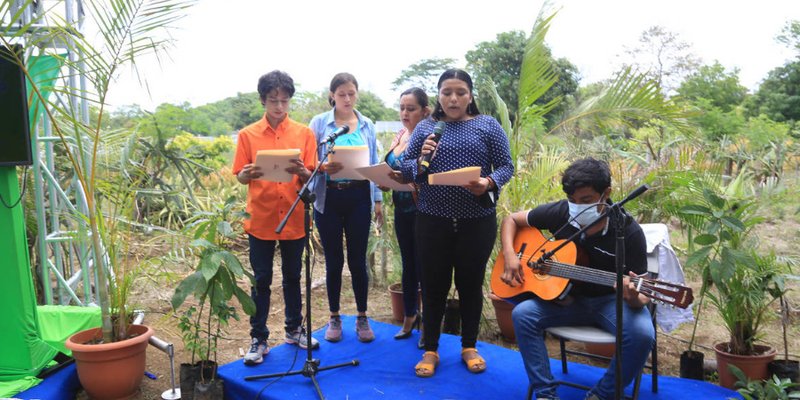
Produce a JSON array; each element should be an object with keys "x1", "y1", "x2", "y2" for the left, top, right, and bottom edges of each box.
[{"x1": 74, "y1": 219, "x2": 800, "y2": 400}]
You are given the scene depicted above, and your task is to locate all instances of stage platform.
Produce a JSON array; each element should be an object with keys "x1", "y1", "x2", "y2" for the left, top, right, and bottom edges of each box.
[{"x1": 218, "y1": 315, "x2": 741, "y2": 399}]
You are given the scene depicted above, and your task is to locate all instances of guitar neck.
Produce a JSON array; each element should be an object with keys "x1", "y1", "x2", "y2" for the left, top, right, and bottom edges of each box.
[{"x1": 540, "y1": 260, "x2": 638, "y2": 289}]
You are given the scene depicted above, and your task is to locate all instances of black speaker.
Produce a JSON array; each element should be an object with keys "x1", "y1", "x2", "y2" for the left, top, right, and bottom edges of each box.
[{"x1": 0, "y1": 44, "x2": 32, "y2": 167}]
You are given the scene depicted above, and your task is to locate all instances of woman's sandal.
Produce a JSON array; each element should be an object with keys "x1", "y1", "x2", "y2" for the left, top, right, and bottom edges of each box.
[
  {"x1": 461, "y1": 347, "x2": 486, "y2": 373},
  {"x1": 415, "y1": 351, "x2": 439, "y2": 378}
]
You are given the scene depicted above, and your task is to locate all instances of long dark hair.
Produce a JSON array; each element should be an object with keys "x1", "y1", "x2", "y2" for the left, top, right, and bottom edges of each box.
[
  {"x1": 328, "y1": 72, "x2": 358, "y2": 107},
  {"x1": 431, "y1": 68, "x2": 480, "y2": 120}
]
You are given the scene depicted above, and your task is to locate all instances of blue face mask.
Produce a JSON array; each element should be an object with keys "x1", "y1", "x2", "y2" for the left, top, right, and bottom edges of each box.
[{"x1": 568, "y1": 198, "x2": 605, "y2": 227}]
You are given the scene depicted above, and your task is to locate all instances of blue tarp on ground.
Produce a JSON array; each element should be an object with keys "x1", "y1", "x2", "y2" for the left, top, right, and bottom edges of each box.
[{"x1": 219, "y1": 315, "x2": 741, "y2": 399}]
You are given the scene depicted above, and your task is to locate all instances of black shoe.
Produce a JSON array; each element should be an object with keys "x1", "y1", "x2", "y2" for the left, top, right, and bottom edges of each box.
[{"x1": 394, "y1": 313, "x2": 421, "y2": 340}]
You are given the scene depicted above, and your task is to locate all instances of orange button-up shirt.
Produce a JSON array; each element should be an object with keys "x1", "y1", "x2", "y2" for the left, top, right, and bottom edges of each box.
[{"x1": 232, "y1": 116, "x2": 317, "y2": 240}]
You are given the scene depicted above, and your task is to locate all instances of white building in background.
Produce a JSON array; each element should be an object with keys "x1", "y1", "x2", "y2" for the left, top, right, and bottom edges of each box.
[{"x1": 375, "y1": 121, "x2": 403, "y2": 133}]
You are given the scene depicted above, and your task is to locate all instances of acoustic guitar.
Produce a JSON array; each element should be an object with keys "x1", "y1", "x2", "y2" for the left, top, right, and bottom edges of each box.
[{"x1": 490, "y1": 226, "x2": 694, "y2": 309}]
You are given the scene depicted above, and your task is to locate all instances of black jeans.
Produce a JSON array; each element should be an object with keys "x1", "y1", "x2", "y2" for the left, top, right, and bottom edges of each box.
[
  {"x1": 395, "y1": 209, "x2": 421, "y2": 316},
  {"x1": 416, "y1": 212, "x2": 497, "y2": 351},
  {"x1": 248, "y1": 235, "x2": 305, "y2": 341}
]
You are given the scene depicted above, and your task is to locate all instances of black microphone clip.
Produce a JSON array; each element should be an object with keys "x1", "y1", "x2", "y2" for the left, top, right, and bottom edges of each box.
[{"x1": 321, "y1": 125, "x2": 350, "y2": 145}]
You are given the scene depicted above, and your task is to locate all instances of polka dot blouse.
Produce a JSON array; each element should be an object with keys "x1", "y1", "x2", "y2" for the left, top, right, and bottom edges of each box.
[{"x1": 399, "y1": 115, "x2": 514, "y2": 219}]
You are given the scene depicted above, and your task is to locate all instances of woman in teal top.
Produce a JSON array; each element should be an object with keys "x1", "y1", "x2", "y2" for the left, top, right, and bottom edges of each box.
[
  {"x1": 309, "y1": 72, "x2": 382, "y2": 343},
  {"x1": 384, "y1": 88, "x2": 430, "y2": 347}
]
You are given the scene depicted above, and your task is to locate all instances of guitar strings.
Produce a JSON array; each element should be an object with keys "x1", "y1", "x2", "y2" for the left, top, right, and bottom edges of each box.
[{"x1": 539, "y1": 259, "x2": 665, "y2": 302}]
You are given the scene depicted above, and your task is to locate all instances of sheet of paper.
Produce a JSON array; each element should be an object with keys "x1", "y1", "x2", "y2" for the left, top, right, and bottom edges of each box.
[
  {"x1": 354, "y1": 163, "x2": 415, "y2": 192},
  {"x1": 428, "y1": 166, "x2": 481, "y2": 186},
  {"x1": 329, "y1": 145, "x2": 370, "y2": 180},
  {"x1": 254, "y1": 149, "x2": 301, "y2": 182}
]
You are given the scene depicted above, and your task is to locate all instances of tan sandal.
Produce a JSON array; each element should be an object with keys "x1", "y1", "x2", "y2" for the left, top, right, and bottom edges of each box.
[
  {"x1": 461, "y1": 347, "x2": 486, "y2": 373},
  {"x1": 415, "y1": 351, "x2": 439, "y2": 378}
]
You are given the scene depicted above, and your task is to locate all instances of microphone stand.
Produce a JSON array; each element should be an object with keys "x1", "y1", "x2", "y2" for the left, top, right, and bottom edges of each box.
[
  {"x1": 244, "y1": 141, "x2": 358, "y2": 399},
  {"x1": 533, "y1": 184, "x2": 648, "y2": 400}
]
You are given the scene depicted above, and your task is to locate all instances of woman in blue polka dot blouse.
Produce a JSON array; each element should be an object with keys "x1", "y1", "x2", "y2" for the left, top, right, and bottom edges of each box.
[{"x1": 398, "y1": 68, "x2": 514, "y2": 378}]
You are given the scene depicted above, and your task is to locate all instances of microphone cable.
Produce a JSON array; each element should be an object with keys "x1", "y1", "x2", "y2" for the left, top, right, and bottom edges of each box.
[{"x1": 0, "y1": 166, "x2": 29, "y2": 209}]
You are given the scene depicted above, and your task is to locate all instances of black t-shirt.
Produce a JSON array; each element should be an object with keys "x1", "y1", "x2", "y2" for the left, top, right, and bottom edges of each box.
[{"x1": 525, "y1": 199, "x2": 647, "y2": 297}]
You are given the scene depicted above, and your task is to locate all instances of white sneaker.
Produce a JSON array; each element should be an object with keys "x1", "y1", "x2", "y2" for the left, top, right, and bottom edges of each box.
[
  {"x1": 243, "y1": 338, "x2": 269, "y2": 365},
  {"x1": 285, "y1": 327, "x2": 320, "y2": 349}
]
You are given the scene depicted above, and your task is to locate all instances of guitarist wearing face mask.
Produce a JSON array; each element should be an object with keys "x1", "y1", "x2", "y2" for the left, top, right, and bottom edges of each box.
[{"x1": 498, "y1": 158, "x2": 655, "y2": 400}]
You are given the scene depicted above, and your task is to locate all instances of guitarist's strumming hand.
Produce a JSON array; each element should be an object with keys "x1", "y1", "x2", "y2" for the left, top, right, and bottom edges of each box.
[
  {"x1": 500, "y1": 251, "x2": 525, "y2": 287},
  {"x1": 619, "y1": 272, "x2": 650, "y2": 309}
]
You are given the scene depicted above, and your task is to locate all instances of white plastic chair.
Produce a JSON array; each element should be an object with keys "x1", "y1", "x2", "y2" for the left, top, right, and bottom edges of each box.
[{"x1": 533, "y1": 223, "x2": 673, "y2": 400}]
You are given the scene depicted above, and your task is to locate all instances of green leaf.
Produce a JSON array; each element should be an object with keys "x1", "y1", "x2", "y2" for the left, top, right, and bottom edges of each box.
[
  {"x1": 233, "y1": 286, "x2": 256, "y2": 316},
  {"x1": 217, "y1": 221, "x2": 233, "y2": 238},
  {"x1": 686, "y1": 246, "x2": 712, "y2": 267},
  {"x1": 171, "y1": 271, "x2": 204, "y2": 309},
  {"x1": 679, "y1": 204, "x2": 713, "y2": 217},
  {"x1": 703, "y1": 189, "x2": 725, "y2": 209},
  {"x1": 693, "y1": 234, "x2": 718, "y2": 246},
  {"x1": 199, "y1": 251, "x2": 223, "y2": 281},
  {"x1": 220, "y1": 251, "x2": 244, "y2": 276},
  {"x1": 721, "y1": 216, "x2": 746, "y2": 232}
]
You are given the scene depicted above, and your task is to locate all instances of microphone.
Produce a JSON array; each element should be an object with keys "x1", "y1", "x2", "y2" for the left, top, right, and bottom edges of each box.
[
  {"x1": 321, "y1": 125, "x2": 350, "y2": 145},
  {"x1": 616, "y1": 184, "x2": 649, "y2": 208},
  {"x1": 419, "y1": 121, "x2": 446, "y2": 174}
]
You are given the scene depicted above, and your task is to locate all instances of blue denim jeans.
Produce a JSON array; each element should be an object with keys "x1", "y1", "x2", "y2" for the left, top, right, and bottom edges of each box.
[
  {"x1": 314, "y1": 184, "x2": 372, "y2": 313},
  {"x1": 394, "y1": 209, "x2": 421, "y2": 316},
  {"x1": 247, "y1": 235, "x2": 306, "y2": 341},
  {"x1": 511, "y1": 294, "x2": 655, "y2": 400}
]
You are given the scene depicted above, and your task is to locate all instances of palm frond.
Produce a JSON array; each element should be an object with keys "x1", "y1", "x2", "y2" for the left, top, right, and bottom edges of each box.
[
  {"x1": 517, "y1": 5, "x2": 561, "y2": 125},
  {"x1": 553, "y1": 67, "x2": 690, "y2": 135}
]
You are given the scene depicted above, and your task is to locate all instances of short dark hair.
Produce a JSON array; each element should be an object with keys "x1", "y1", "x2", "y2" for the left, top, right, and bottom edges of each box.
[
  {"x1": 561, "y1": 158, "x2": 612, "y2": 196},
  {"x1": 328, "y1": 72, "x2": 358, "y2": 107},
  {"x1": 400, "y1": 87, "x2": 429, "y2": 108},
  {"x1": 257, "y1": 70, "x2": 295, "y2": 102},
  {"x1": 432, "y1": 68, "x2": 480, "y2": 120}
]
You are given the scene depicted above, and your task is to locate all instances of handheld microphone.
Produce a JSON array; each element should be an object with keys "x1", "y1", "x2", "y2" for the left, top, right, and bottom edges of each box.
[
  {"x1": 321, "y1": 125, "x2": 350, "y2": 145},
  {"x1": 419, "y1": 121, "x2": 446, "y2": 174}
]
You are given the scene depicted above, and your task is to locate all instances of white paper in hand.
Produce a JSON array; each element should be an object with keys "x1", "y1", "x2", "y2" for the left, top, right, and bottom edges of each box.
[
  {"x1": 254, "y1": 149, "x2": 301, "y2": 182},
  {"x1": 428, "y1": 166, "x2": 481, "y2": 186},
  {"x1": 328, "y1": 146, "x2": 370, "y2": 180},
  {"x1": 355, "y1": 163, "x2": 414, "y2": 191}
]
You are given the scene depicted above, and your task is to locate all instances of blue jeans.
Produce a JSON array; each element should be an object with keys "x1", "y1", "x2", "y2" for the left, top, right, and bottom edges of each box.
[
  {"x1": 394, "y1": 209, "x2": 421, "y2": 316},
  {"x1": 314, "y1": 184, "x2": 372, "y2": 313},
  {"x1": 248, "y1": 235, "x2": 306, "y2": 341},
  {"x1": 512, "y1": 294, "x2": 655, "y2": 400}
]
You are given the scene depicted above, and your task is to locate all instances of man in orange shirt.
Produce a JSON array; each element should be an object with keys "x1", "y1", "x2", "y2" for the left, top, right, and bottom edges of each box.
[{"x1": 233, "y1": 70, "x2": 319, "y2": 365}]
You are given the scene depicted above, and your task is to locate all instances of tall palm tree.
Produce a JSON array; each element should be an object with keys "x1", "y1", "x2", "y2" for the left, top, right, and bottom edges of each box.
[{"x1": 2, "y1": 0, "x2": 195, "y2": 343}]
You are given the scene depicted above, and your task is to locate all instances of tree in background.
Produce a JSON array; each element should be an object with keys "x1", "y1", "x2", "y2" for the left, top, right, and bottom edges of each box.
[
  {"x1": 391, "y1": 57, "x2": 456, "y2": 95},
  {"x1": 677, "y1": 62, "x2": 747, "y2": 113},
  {"x1": 776, "y1": 19, "x2": 800, "y2": 55},
  {"x1": 620, "y1": 25, "x2": 701, "y2": 95},
  {"x1": 465, "y1": 30, "x2": 578, "y2": 127},
  {"x1": 676, "y1": 62, "x2": 748, "y2": 142},
  {"x1": 355, "y1": 90, "x2": 397, "y2": 122},
  {"x1": 745, "y1": 22, "x2": 800, "y2": 127}
]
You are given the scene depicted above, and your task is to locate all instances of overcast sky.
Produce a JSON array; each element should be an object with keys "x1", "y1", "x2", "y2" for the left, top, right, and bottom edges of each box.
[{"x1": 106, "y1": 0, "x2": 800, "y2": 111}]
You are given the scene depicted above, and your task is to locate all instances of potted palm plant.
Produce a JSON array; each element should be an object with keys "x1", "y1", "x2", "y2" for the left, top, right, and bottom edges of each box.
[
  {"x1": 3, "y1": 1, "x2": 194, "y2": 398},
  {"x1": 171, "y1": 196, "x2": 255, "y2": 399},
  {"x1": 680, "y1": 180, "x2": 786, "y2": 388}
]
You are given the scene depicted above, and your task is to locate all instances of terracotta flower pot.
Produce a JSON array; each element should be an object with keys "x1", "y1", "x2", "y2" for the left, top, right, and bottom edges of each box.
[
  {"x1": 585, "y1": 342, "x2": 615, "y2": 358},
  {"x1": 714, "y1": 342, "x2": 776, "y2": 389},
  {"x1": 488, "y1": 292, "x2": 516, "y2": 343},
  {"x1": 388, "y1": 282, "x2": 422, "y2": 323},
  {"x1": 389, "y1": 283, "x2": 405, "y2": 323},
  {"x1": 66, "y1": 324, "x2": 154, "y2": 400}
]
